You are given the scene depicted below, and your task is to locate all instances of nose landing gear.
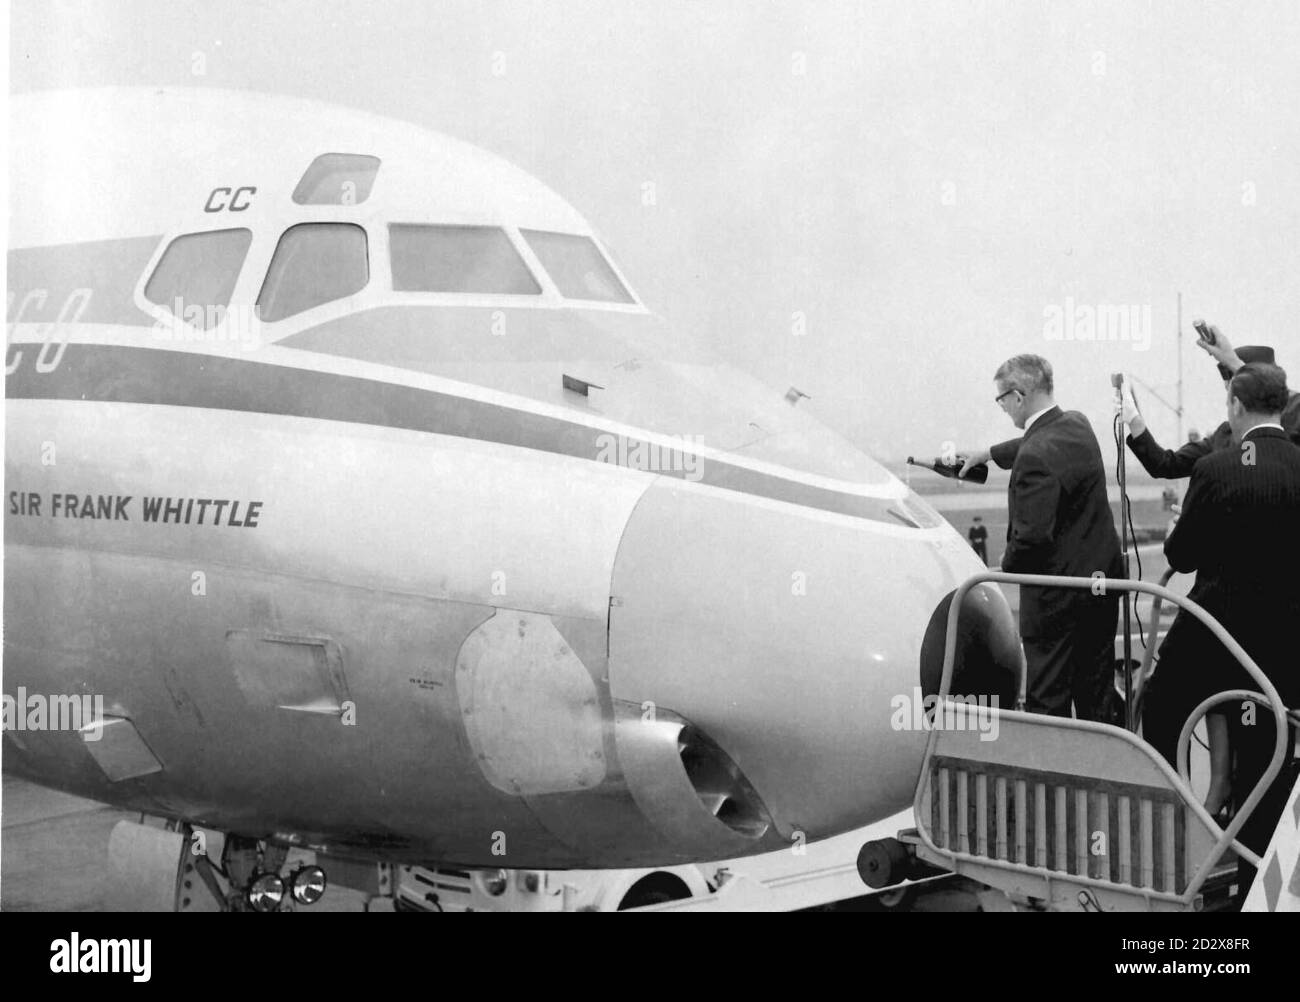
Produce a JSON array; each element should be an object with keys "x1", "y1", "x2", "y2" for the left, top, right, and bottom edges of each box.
[{"x1": 109, "y1": 818, "x2": 330, "y2": 912}]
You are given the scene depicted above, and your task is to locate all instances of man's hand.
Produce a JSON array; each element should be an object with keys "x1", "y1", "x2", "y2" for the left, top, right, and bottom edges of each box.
[
  {"x1": 959, "y1": 447, "x2": 992, "y2": 478},
  {"x1": 1195, "y1": 323, "x2": 1243, "y2": 374},
  {"x1": 1116, "y1": 383, "x2": 1146, "y2": 437}
]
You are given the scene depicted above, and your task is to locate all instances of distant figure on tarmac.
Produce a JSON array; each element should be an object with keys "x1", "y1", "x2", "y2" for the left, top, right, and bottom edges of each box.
[{"x1": 967, "y1": 516, "x2": 988, "y2": 564}]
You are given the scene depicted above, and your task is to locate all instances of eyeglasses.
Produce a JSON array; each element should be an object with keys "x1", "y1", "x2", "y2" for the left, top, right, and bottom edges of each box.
[{"x1": 994, "y1": 388, "x2": 1021, "y2": 405}]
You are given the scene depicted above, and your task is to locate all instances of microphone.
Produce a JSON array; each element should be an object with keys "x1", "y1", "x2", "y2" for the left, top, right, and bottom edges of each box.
[{"x1": 1110, "y1": 371, "x2": 1124, "y2": 408}]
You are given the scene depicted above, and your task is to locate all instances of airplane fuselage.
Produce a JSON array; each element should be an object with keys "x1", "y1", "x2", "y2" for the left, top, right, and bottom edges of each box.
[{"x1": 4, "y1": 88, "x2": 1015, "y2": 868}]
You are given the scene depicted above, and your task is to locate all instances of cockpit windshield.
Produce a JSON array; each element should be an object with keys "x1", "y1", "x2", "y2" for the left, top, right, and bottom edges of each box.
[
  {"x1": 257, "y1": 223, "x2": 369, "y2": 322},
  {"x1": 520, "y1": 229, "x2": 634, "y2": 304},
  {"x1": 144, "y1": 228, "x2": 252, "y2": 329},
  {"x1": 389, "y1": 224, "x2": 541, "y2": 295}
]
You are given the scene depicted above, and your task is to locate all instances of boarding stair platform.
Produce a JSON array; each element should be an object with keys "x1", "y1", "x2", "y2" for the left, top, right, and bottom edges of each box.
[{"x1": 883, "y1": 571, "x2": 1297, "y2": 912}]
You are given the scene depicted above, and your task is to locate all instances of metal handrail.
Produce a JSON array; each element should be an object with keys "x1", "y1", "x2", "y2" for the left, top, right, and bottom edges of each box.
[
  {"x1": 1174, "y1": 688, "x2": 1282, "y2": 869},
  {"x1": 922, "y1": 570, "x2": 1290, "y2": 904}
]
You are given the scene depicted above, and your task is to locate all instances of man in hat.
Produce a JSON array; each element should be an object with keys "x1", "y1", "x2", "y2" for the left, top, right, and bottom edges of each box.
[
  {"x1": 1158, "y1": 362, "x2": 1300, "y2": 899},
  {"x1": 1113, "y1": 333, "x2": 1300, "y2": 767},
  {"x1": 1117, "y1": 333, "x2": 1300, "y2": 775},
  {"x1": 1117, "y1": 330, "x2": 1300, "y2": 479}
]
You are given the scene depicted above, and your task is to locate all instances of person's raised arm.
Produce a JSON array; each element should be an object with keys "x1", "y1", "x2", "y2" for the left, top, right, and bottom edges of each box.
[
  {"x1": 1126, "y1": 424, "x2": 1216, "y2": 480},
  {"x1": 1195, "y1": 324, "x2": 1245, "y2": 376},
  {"x1": 1118, "y1": 383, "x2": 1146, "y2": 438}
]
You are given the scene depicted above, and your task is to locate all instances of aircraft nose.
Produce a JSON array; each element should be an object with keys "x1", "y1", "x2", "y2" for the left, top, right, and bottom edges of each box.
[{"x1": 608, "y1": 482, "x2": 1017, "y2": 846}]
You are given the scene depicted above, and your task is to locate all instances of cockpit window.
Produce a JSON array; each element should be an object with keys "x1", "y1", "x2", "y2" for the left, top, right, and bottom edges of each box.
[
  {"x1": 144, "y1": 228, "x2": 252, "y2": 329},
  {"x1": 292, "y1": 153, "x2": 381, "y2": 205},
  {"x1": 519, "y1": 229, "x2": 634, "y2": 304},
  {"x1": 389, "y1": 224, "x2": 541, "y2": 295},
  {"x1": 257, "y1": 223, "x2": 369, "y2": 322}
]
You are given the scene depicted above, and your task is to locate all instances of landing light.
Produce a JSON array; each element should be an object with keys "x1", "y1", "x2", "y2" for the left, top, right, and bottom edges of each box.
[
  {"x1": 248, "y1": 873, "x2": 286, "y2": 912},
  {"x1": 481, "y1": 869, "x2": 510, "y2": 896},
  {"x1": 289, "y1": 865, "x2": 328, "y2": 906}
]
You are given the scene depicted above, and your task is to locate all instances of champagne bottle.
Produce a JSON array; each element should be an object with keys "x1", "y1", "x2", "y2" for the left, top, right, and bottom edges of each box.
[{"x1": 906, "y1": 456, "x2": 989, "y2": 484}]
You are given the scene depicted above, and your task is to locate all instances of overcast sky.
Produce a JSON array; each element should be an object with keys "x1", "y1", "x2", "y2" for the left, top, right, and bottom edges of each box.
[{"x1": 10, "y1": 1, "x2": 1299, "y2": 461}]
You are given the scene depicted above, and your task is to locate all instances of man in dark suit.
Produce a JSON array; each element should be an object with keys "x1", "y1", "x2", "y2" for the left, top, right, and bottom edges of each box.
[
  {"x1": 1158, "y1": 362, "x2": 1300, "y2": 892},
  {"x1": 1115, "y1": 340, "x2": 1300, "y2": 771},
  {"x1": 988, "y1": 354, "x2": 1124, "y2": 722}
]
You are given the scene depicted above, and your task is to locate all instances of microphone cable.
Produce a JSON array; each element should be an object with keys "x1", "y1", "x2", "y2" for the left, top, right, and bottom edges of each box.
[{"x1": 1113, "y1": 412, "x2": 1147, "y2": 652}]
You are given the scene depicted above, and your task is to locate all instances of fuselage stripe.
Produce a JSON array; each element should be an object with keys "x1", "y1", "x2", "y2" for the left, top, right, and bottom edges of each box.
[{"x1": 6, "y1": 344, "x2": 912, "y2": 527}]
